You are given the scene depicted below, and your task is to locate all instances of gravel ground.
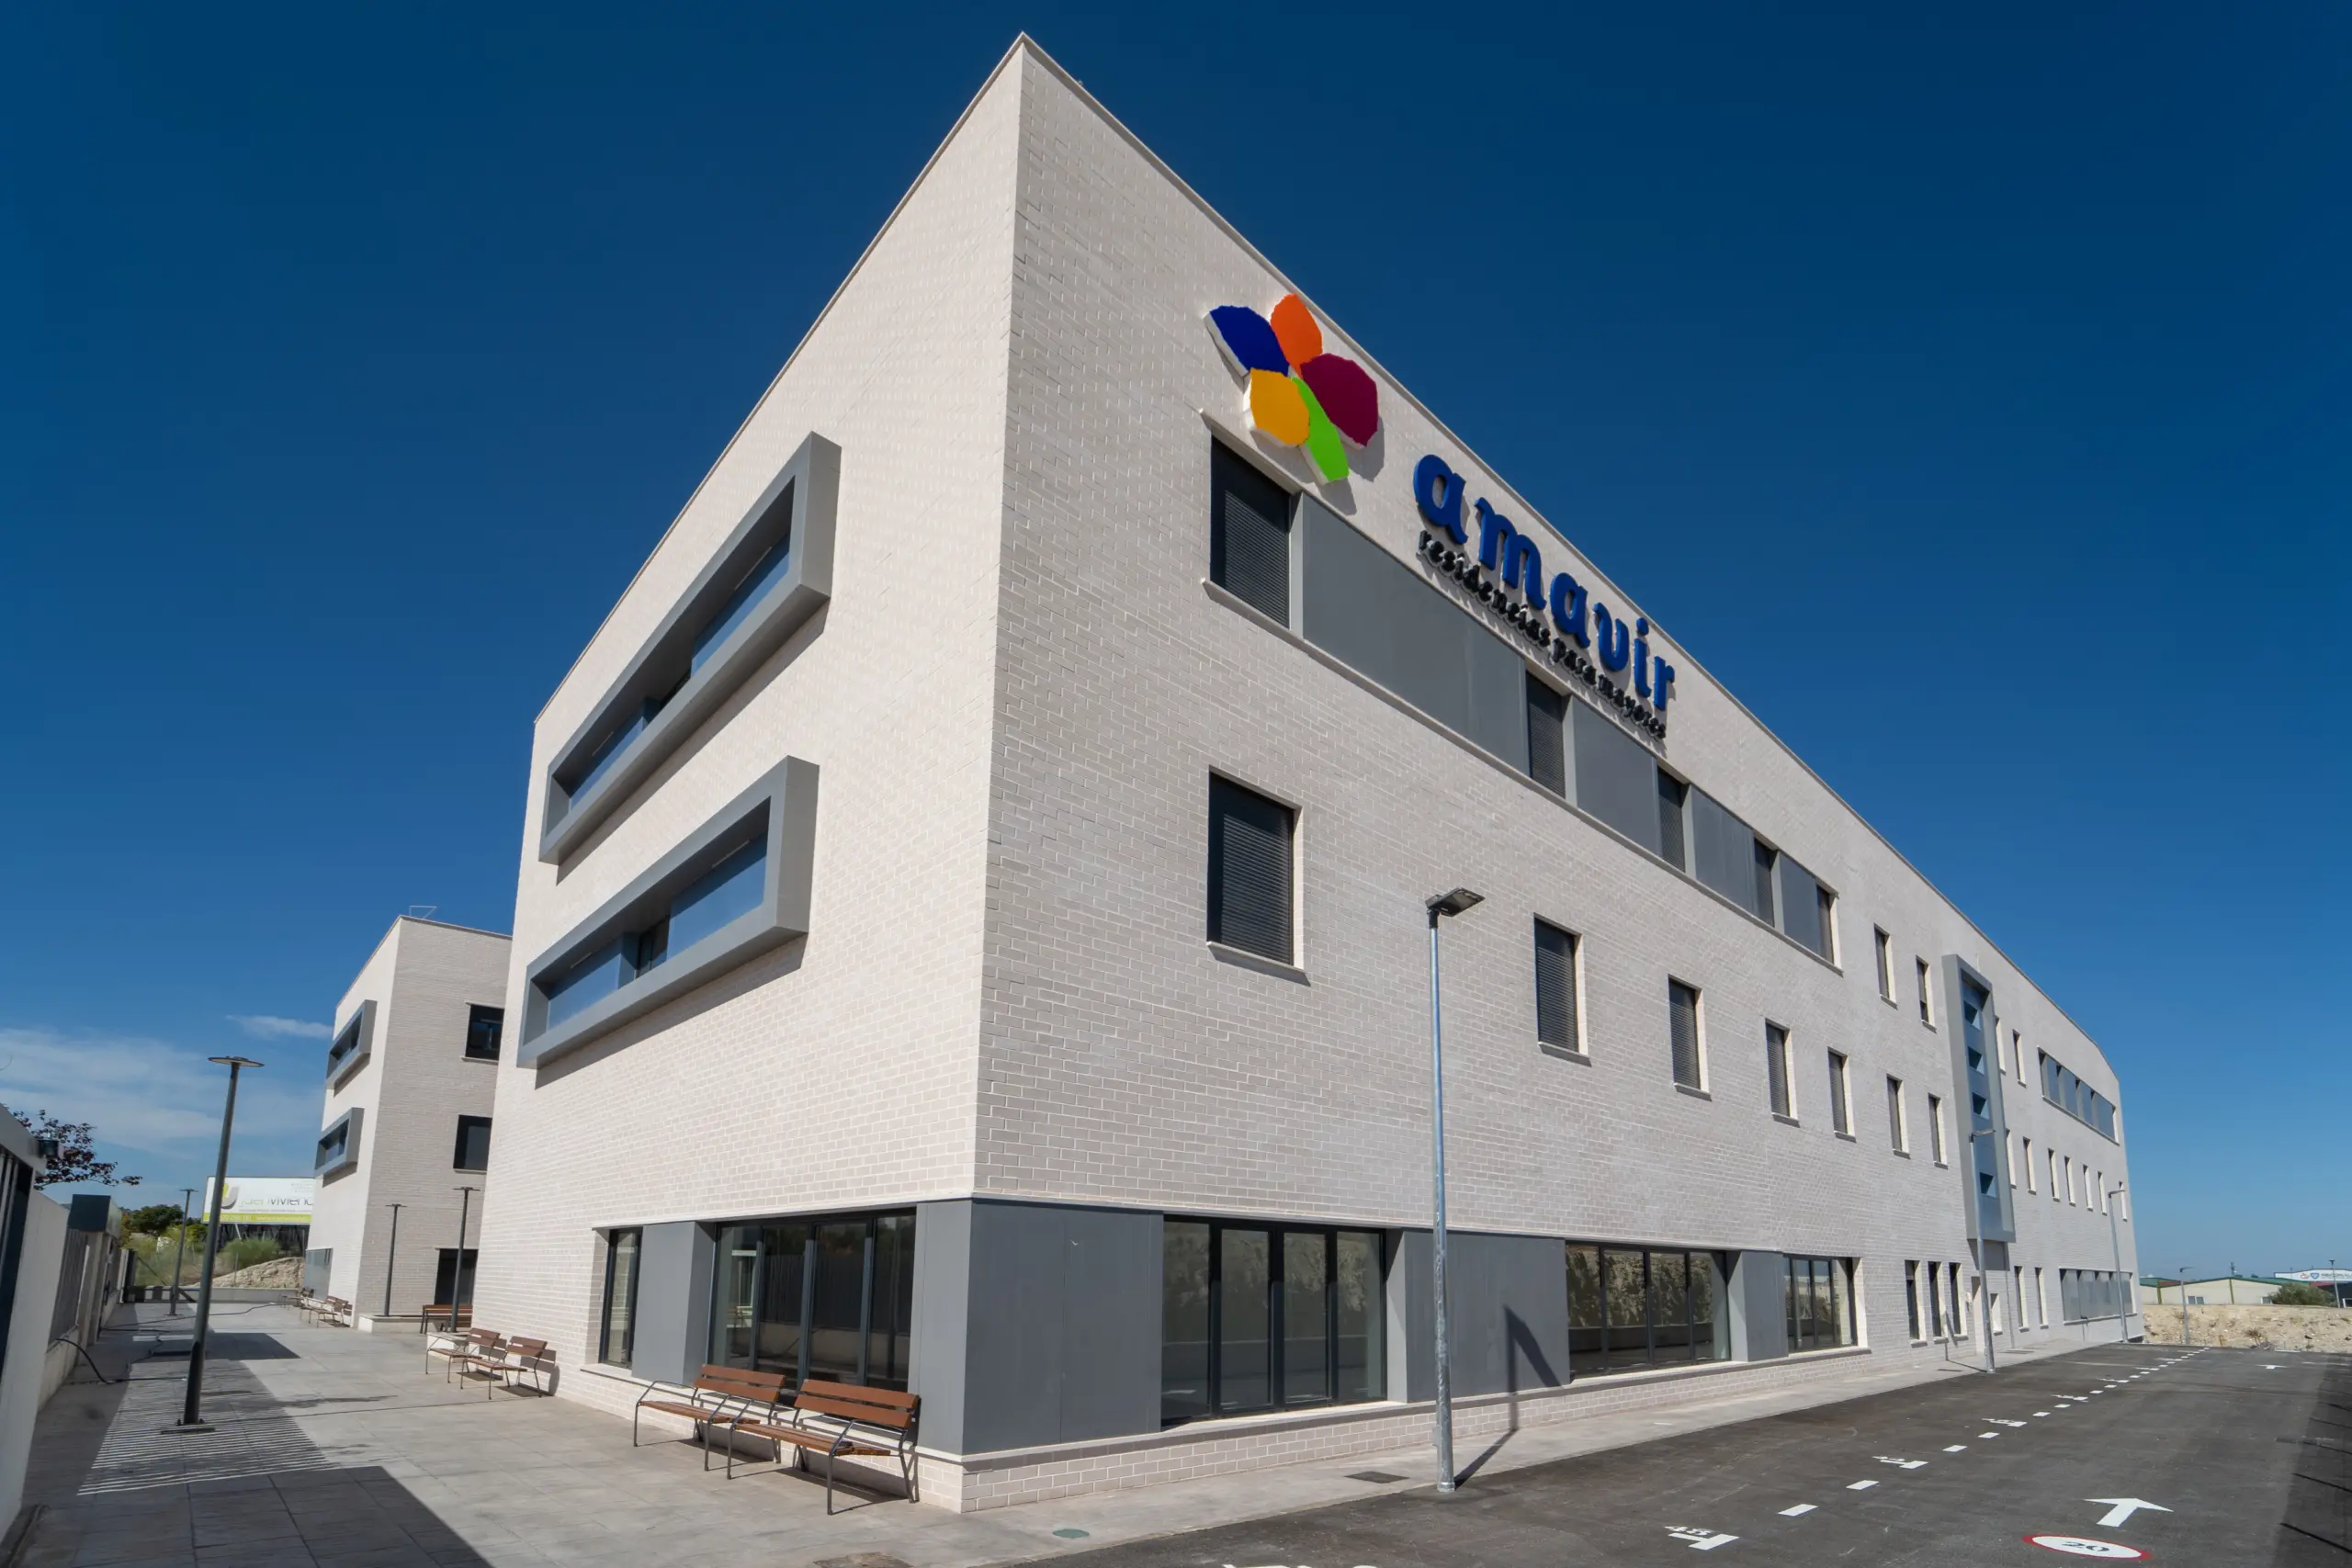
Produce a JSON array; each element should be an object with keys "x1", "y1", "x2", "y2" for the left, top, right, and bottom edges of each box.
[{"x1": 2136, "y1": 1302, "x2": 2352, "y2": 1350}]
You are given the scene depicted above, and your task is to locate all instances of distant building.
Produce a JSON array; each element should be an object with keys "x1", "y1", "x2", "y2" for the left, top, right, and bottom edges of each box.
[
  {"x1": 2140, "y1": 1274, "x2": 2301, "y2": 1306},
  {"x1": 2275, "y1": 1269, "x2": 2352, "y2": 1306},
  {"x1": 306, "y1": 916, "x2": 509, "y2": 1321}
]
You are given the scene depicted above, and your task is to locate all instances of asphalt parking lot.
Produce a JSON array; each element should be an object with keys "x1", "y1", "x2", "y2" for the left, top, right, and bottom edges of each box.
[{"x1": 1048, "y1": 1342, "x2": 2350, "y2": 1566}]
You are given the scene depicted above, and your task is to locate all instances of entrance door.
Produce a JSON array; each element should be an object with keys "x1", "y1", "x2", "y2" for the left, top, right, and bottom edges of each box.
[{"x1": 433, "y1": 1248, "x2": 478, "y2": 1306}]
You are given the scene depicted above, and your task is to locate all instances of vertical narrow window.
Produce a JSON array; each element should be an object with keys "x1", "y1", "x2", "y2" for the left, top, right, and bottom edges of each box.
[
  {"x1": 1751, "y1": 841, "x2": 1777, "y2": 925},
  {"x1": 1928, "y1": 1094, "x2": 1946, "y2": 1163},
  {"x1": 1526, "y1": 677, "x2": 1567, "y2": 796},
  {"x1": 1160, "y1": 1221, "x2": 1211, "y2": 1426},
  {"x1": 1886, "y1": 1076, "x2": 1905, "y2": 1151},
  {"x1": 464, "y1": 1005, "x2": 503, "y2": 1061},
  {"x1": 1815, "y1": 886, "x2": 1838, "y2": 963},
  {"x1": 2064, "y1": 1156, "x2": 2076, "y2": 1204},
  {"x1": 1949, "y1": 1264, "x2": 1965, "y2": 1338},
  {"x1": 1917, "y1": 958, "x2": 1934, "y2": 1023},
  {"x1": 1656, "y1": 771, "x2": 1688, "y2": 870},
  {"x1": 1533, "y1": 920, "x2": 1579, "y2": 1054},
  {"x1": 599, "y1": 1229, "x2": 641, "y2": 1367},
  {"x1": 2006, "y1": 1133, "x2": 2018, "y2": 1186},
  {"x1": 2023, "y1": 1136, "x2": 2036, "y2": 1191},
  {"x1": 1209, "y1": 443, "x2": 1293, "y2": 624},
  {"x1": 2013, "y1": 1029, "x2": 2027, "y2": 1086},
  {"x1": 1827, "y1": 1050, "x2": 1851, "y2": 1134},
  {"x1": 2050, "y1": 1149, "x2": 2062, "y2": 1199},
  {"x1": 1874, "y1": 929, "x2": 1894, "y2": 1000},
  {"x1": 1905, "y1": 1261, "x2": 1922, "y2": 1339},
  {"x1": 1335, "y1": 1231, "x2": 1385, "y2": 1403},
  {"x1": 1668, "y1": 980, "x2": 1703, "y2": 1091},
  {"x1": 452, "y1": 1115, "x2": 492, "y2": 1172},
  {"x1": 1925, "y1": 1262, "x2": 1944, "y2": 1337},
  {"x1": 1207, "y1": 776, "x2": 1295, "y2": 964},
  {"x1": 1765, "y1": 1022, "x2": 1792, "y2": 1118}
]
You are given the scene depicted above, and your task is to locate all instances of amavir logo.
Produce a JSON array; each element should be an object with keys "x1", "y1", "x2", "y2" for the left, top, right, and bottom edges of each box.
[
  {"x1": 1206, "y1": 294, "x2": 1381, "y2": 482},
  {"x1": 1414, "y1": 454, "x2": 1676, "y2": 739}
]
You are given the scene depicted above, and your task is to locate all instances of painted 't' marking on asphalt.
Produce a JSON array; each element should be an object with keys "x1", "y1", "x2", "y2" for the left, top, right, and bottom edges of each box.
[{"x1": 1779, "y1": 1504, "x2": 1816, "y2": 1517}]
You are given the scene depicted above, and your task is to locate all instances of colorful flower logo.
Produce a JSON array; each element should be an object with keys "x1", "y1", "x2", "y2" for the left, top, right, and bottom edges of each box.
[{"x1": 1207, "y1": 294, "x2": 1380, "y2": 482}]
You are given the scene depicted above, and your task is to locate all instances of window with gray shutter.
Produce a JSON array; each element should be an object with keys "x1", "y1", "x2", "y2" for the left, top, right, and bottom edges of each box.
[
  {"x1": 1657, "y1": 771, "x2": 1688, "y2": 870},
  {"x1": 1668, "y1": 979, "x2": 1702, "y2": 1089},
  {"x1": 1574, "y1": 703, "x2": 1662, "y2": 855},
  {"x1": 1766, "y1": 1021, "x2": 1792, "y2": 1117},
  {"x1": 1526, "y1": 678, "x2": 1567, "y2": 796},
  {"x1": 1534, "y1": 920, "x2": 1577, "y2": 1050},
  {"x1": 1210, "y1": 444, "x2": 1292, "y2": 624},
  {"x1": 1777, "y1": 856, "x2": 1831, "y2": 959},
  {"x1": 1690, "y1": 790, "x2": 1762, "y2": 916},
  {"x1": 1207, "y1": 776, "x2": 1295, "y2": 964}
]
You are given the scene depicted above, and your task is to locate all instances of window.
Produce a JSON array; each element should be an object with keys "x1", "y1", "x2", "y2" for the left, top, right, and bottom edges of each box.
[
  {"x1": 1668, "y1": 980, "x2": 1704, "y2": 1090},
  {"x1": 1886, "y1": 1076, "x2": 1906, "y2": 1152},
  {"x1": 1209, "y1": 442, "x2": 1293, "y2": 623},
  {"x1": 2023, "y1": 1136, "x2": 2036, "y2": 1191},
  {"x1": 1751, "y1": 840, "x2": 1778, "y2": 925},
  {"x1": 1905, "y1": 1261, "x2": 1922, "y2": 1339},
  {"x1": 2049, "y1": 1149, "x2": 2062, "y2": 1199},
  {"x1": 712, "y1": 1211, "x2": 917, "y2": 1390},
  {"x1": 1994, "y1": 1025, "x2": 2008, "y2": 1076},
  {"x1": 2065, "y1": 1156, "x2": 2077, "y2": 1205},
  {"x1": 1533, "y1": 920, "x2": 1580, "y2": 1055},
  {"x1": 599, "y1": 1229, "x2": 641, "y2": 1367},
  {"x1": 1827, "y1": 1050, "x2": 1851, "y2": 1134},
  {"x1": 544, "y1": 837, "x2": 766, "y2": 1030},
  {"x1": 1526, "y1": 677, "x2": 1568, "y2": 797},
  {"x1": 2012, "y1": 1029, "x2": 2027, "y2": 1086},
  {"x1": 1784, "y1": 1256, "x2": 1854, "y2": 1351},
  {"x1": 1874, "y1": 929, "x2": 1894, "y2": 1000},
  {"x1": 2038, "y1": 1049, "x2": 2120, "y2": 1139},
  {"x1": 464, "y1": 1005, "x2": 503, "y2": 1062},
  {"x1": 453, "y1": 1115, "x2": 492, "y2": 1172},
  {"x1": 1162, "y1": 1219, "x2": 1385, "y2": 1424},
  {"x1": 1657, "y1": 771, "x2": 1689, "y2": 870},
  {"x1": 1765, "y1": 1021, "x2": 1792, "y2": 1118},
  {"x1": 2036, "y1": 1267, "x2": 2049, "y2": 1325},
  {"x1": 1925, "y1": 1262, "x2": 1944, "y2": 1337},
  {"x1": 314, "y1": 1108, "x2": 362, "y2": 1178},
  {"x1": 2015, "y1": 1266, "x2": 2030, "y2": 1329},
  {"x1": 1947, "y1": 1263, "x2": 1965, "y2": 1338},
  {"x1": 1928, "y1": 1094, "x2": 1946, "y2": 1163},
  {"x1": 325, "y1": 1000, "x2": 376, "y2": 1088},
  {"x1": 1917, "y1": 958, "x2": 1933, "y2": 1024},
  {"x1": 539, "y1": 434, "x2": 836, "y2": 863},
  {"x1": 1568, "y1": 1244, "x2": 1724, "y2": 1374},
  {"x1": 1777, "y1": 855, "x2": 1835, "y2": 960},
  {"x1": 2006, "y1": 1133, "x2": 2017, "y2": 1186},
  {"x1": 1207, "y1": 776, "x2": 1295, "y2": 964}
]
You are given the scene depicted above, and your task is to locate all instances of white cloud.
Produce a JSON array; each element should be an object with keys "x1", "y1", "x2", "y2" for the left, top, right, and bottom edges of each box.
[
  {"x1": 0, "y1": 1027, "x2": 321, "y2": 1166},
  {"x1": 228, "y1": 1014, "x2": 332, "y2": 1041}
]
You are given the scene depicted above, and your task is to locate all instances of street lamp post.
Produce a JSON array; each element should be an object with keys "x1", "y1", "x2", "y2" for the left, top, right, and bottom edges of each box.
[
  {"x1": 382, "y1": 1202, "x2": 405, "y2": 1320},
  {"x1": 452, "y1": 1186, "x2": 480, "y2": 1321},
  {"x1": 2105, "y1": 1185, "x2": 2132, "y2": 1339},
  {"x1": 1424, "y1": 887, "x2": 1482, "y2": 1496},
  {"x1": 169, "y1": 1185, "x2": 196, "y2": 1316},
  {"x1": 168, "y1": 1056, "x2": 261, "y2": 1433}
]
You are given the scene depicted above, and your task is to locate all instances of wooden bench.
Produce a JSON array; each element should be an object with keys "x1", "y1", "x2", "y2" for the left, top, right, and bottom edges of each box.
[
  {"x1": 487, "y1": 1337, "x2": 556, "y2": 1398},
  {"x1": 633, "y1": 1366, "x2": 790, "y2": 1470},
  {"x1": 429, "y1": 1327, "x2": 503, "y2": 1383},
  {"x1": 419, "y1": 1303, "x2": 472, "y2": 1334},
  {"x1": 726, "y1": 1379, "x2": 921, "y2": 1513}
]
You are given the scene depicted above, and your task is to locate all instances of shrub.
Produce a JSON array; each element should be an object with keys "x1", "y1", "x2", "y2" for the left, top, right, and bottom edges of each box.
[
  {"x1": 217, "y1": 1236, "x2": 283, "y2": 1275},
  {"x1": 2269, "y1": 1281, "x2": 2330, "y2": 1307}
]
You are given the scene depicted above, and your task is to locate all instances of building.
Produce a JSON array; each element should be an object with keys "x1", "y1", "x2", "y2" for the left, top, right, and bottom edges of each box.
[
  {"x1": 2142, "y1": 1275, "x2": 2303, "y2": 1307},
  {"x1": 307, "y1": 916, "x2": 510, "y2": 1322},
  {"x1": 0, "y1": 1114, "x2": 64, "y2": 1534},
  {"x1": 469, "y1": 39, "x2": 2138, "y2": 1511},
  {"x1": 2275, "y1": 1269, "x2": 2352, "y2": 1307}
]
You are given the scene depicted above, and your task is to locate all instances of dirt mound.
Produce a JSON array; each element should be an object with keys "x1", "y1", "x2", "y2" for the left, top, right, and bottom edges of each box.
[
  {"x1": 2139, "y1": 1303, "x2": 2352, "y2": 1352},
  {"x1": 212, "y1": 1255, "x2": 303, "y2": 1289}
]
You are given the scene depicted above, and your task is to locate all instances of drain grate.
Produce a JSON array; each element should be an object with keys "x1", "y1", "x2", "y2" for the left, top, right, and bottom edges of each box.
[{"x1": 1348, "y1": 1470, "x2": 1408, "y2": 1483}]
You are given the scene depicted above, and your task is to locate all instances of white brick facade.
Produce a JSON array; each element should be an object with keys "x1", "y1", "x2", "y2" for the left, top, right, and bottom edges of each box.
[{"x1": 469, "y1": 39, "x2": 2136, "y2": 1508}]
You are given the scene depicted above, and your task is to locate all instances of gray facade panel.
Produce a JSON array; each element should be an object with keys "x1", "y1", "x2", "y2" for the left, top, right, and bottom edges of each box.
[
  {"x1": 1299, "y1": 499, "x2": 1527, "y2": 773},
  {"x1": 1572, "y1": 702, "x2": 1661, "y2": 856},
  {"x1": 632, "y1": 1221, "x2": 715, "y2": 1387},
  {"x1": 910, "y1": 1199, "x2": 974, "y2": 1452},
  {"x1": 1727, "y1": 1249, "x2": 1789, "y2": 1362},
  {"x1": 1396, "y1": 1229, "x2": 1568, "y2": 1401}
]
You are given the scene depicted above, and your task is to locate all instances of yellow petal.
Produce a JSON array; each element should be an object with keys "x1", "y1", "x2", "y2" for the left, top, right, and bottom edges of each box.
[{"x1": 1249, "y1": 368, "x2": 1309, "y2": 446}]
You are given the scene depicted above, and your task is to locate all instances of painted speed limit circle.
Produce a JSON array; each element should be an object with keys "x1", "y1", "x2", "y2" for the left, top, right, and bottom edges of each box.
[{"x1": 2024, "y1": 1537, "x2": 2150, "y2": 1560}]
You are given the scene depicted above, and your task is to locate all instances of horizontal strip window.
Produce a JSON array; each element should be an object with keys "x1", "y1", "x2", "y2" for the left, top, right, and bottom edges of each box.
[
  {"x1": 519, "y1": 758, "x2": 819, "y2": 1067},
  {"x1": 324, "y1": 1000, "x2": 376, "y2": 1088},
  {"x1": 315, "y1": 1108, "x2": 362, "y2": 1178},
  {"x1": 1785, "y1": 1255, "x2": 1856, "y2": 1352},
  {"x1": 1206, "y1": 439, "x2": 1837, "y2": 963},
  {"x1": 2038, "y1": 1050, "x2": 2118, "y2": 1140},
  {"x1": 538, "y1": 434, "x2": 839, "y2": 863},
  {"x1": 1566, "y1": 1243, "x2": 1725, "y2": 1375},
  {"x1": 710, "y1": 1210, "x2": 914, "y2": 1390},
  {"x1": 1163, "y1": 1216, "x2": 1385, "y2": 1427},
  {"x1": 2059, "y1": 1268, "x2": 2125, "y2": 1323}
]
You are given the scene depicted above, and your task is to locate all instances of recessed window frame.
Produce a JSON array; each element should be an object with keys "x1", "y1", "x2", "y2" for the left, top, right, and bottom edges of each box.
[
  {"x1": 452, "y1": 1114, "x2": 492, "y2": 1172},
  {"x1": 324, "y1": 1000, "x2": 377, "y2": 1089},
  {"x1": 315, "y1": 1107, "x2": 363, "y2": 1179},
  {"x1": 537, "y1": 434, "x2": 839, "y2": 864},
  {"x1": 1873, "y1": 928, "x2": 1894, "y2": 1002},
  {"x1": 1532, "y1": 918, "x2": 1584, "y2": 1058},
  {"x1": 1205, "y1": 773, "x2": 1300, "y2": 970},
  {"x1": 1668, "y1": 978, "x2": 1706, "y2": 1093},
  {"x1": 599, "y1": 1228, "x2": 642, "y2": 1368},
  {"x1": 463, "y1": 1004, "x2": 503, "y2": 1062},
  {"x1": 1827, "y1": 1049, "x2": 1852, "y2": 1136},
  {"x1": 1928, "y1": 1094, "x2": 1947, "y2": 1165},
  {"x1": 1765, "y1": 1021, "x2": 1794, "y2": 1120},
  {"x1": 520, "y1": 758, "x2": 820, "y2": 1067},
  {"x1": 1886, "y1": 1075, "x2": 1907, "y2": 1153},
  {"x1": 1916, "y1": 957, "x2": 1934, "y2": 1025}
]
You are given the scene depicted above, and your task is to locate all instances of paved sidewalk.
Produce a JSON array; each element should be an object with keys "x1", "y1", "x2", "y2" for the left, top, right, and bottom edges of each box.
[{"x1": 20, "y1": 1302, "x2": 2098, "y2": 1567}]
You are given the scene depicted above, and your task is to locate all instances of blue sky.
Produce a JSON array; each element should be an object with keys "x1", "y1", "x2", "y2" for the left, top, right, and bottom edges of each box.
[{"x1": 2, "y1": 6, "x2": 2343, "y2": 1274}]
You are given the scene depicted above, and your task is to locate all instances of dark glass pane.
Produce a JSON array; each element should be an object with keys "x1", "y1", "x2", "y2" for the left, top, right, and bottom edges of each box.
[
  {"x1": 712, "y1": 1226, "x2": 759, "y2": 1367},
  {"x1": 693, "y1": 510, "x2": 794, "y2": 673},
  {"x1": 1604, "y1": 1249, "x2": 1650, "y2": 1370},
  {"x1": 1219, "y1": 1229, "x2": 1272, "y2": 1412},
  {"x1": 1282, "y1": 1232, "x2": 1329, "y2": 1406},
  {"x1": 1652, "y1": 1251, "x2": 1691, "y2": 1359},
  {"x1": 544, "y1": 938, "x2": 628, "y2": 1029},
  {"x1": 805, "y1": 1222, "x2": 867, "y2": 1384},
  {"x1": 1162, "y1": 1222, "x2": 1212, "y2": 1425},
  {"x1": 1690, "y1": 1254, "x2": 1720, "y2": 1362},
  {"x1": 1336, "y1": 1232, "x2": 1383, "y2": 1402},
  {"x1": 753, "y1": 1225, "x2": 808, "y2": 1378},
  {"x1": 1669, "y1": 982, "x2": 1702, "y2": 1089},
  {"x1": 1751, "y1": 840, "x2": 1777, "y2": 924},
  {"x1": 1567, "y1": 1244, "x2": 1605, "y2": 1374},
  {"x1": 464, "y1": 1005, "x2": 503, "y2": 1061},
  {"x1": 1786, "y1": 1258, "x2": 1806, "y2": 1350},
  {"x1": 1210, "y1": 443, "x2": 1293, "y2": 623},
  {"x1": 866, "y1": 1214, "x2": 916, "y2": 1389},
  {"x1": 602, "y1": 1230, "x2": 639, "y2": 1366},
  {"x1": 1657, "y1": 771, "x2": 1689, "y2": 870},
  {"x1": 1534, "y1": 922, "x2": 1577, "y2": 1049},
  {"x1": 666, "y1": 837, "x2": 767, "y2": 956},
  {"x1": 1527, "y1": 678, "x2": 1567, "y2": 796},
  {"x1": 1208, "y1": 779, "x2": 1295, "y2": 964},
  {"x1": 1766, "y1": 1024, "x2": 1790, "y2": 1116}
]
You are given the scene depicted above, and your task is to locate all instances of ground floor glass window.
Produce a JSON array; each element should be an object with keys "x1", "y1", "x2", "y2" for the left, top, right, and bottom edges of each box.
[
  {"x1": 1784, "y1": 1255, "x2": 1854, "y2": 1351},
  {"x1": 1566, "y1": 1244, "x2": 1725, "y2": 1376},
  {"x1": 599, "y1": 1228, "x2": 640, "y2": 1367},
  {"x1": 1161, "y1": 1219, "x2": 1384, "y2": 1426},
  {"x1": 709, "y1": 1211, "x2": 915, "y2": 1390}
]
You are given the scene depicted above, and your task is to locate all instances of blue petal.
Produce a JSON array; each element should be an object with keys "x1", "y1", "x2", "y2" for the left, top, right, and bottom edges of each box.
[{"x1": 1208, "y1": 305, "x2": 1287, "y2": 376}]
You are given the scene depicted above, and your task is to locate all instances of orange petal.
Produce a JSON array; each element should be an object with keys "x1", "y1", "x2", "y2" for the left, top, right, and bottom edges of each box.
[
  {"x1": 1249, "y1": 368, "x2": 1309, "y2": 445},
  {"x1": 1270, "y1": 293, "x2": 1323, "y2": 368}
]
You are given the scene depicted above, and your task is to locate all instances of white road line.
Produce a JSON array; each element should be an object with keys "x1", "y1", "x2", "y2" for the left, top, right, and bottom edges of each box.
[
  {"x1": 1779, "y1": 1504, "x2": 1816, "y2": 1517},
  {"x1": 1847, "y1": 1480, "x2": 1878, "y2": 1491},
  {"x1": 1980, "y1": 1432, "x2": 2000, "y2": 1438},
  {"x1": 1945, "y1": 1444, "x2": 1968, "y2": 1452}
]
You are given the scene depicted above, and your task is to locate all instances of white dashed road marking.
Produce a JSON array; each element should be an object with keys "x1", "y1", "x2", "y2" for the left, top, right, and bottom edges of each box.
[
  {"x1": 1779, "y1": 1504, "x2": 1816, "y2": 1517},
  {"x1": 1847, "y1": 1480, "x2": 1878, "y2": 1491},
  {"x1": 1944, "y1": 1444, "x2": 1968, "y2": 1452}
]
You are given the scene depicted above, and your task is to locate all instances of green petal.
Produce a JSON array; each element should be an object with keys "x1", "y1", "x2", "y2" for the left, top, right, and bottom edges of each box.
[{"x1": 1294, "y1": 376, "x2": 1349, "y2": 481}]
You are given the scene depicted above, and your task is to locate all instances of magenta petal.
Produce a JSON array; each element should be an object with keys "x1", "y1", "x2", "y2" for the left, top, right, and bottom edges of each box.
[{"x1": 1298, "y1": 354, "x2": 1378, "y2": 446}]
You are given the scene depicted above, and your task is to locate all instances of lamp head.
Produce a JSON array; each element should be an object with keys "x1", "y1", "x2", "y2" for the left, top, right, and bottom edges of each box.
[
  {"x1": 208, "y1": 1055, "x2": 264, "y2": 1069},
  {"x1": 1426, "y1": 888, "x2": 1484, "y2": 920}
]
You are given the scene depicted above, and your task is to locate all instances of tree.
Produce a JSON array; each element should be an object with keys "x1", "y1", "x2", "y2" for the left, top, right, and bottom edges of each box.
[
  {"x1": 123, "y1": 1203, "x2": 187, "y2": 1235},
  {"x1": 2269, "y1": 1281, "x2": 2330, "y2": 1307},
  {"x1": 2, "y1": 1107, "x2": 141, "y2": 1189}
]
